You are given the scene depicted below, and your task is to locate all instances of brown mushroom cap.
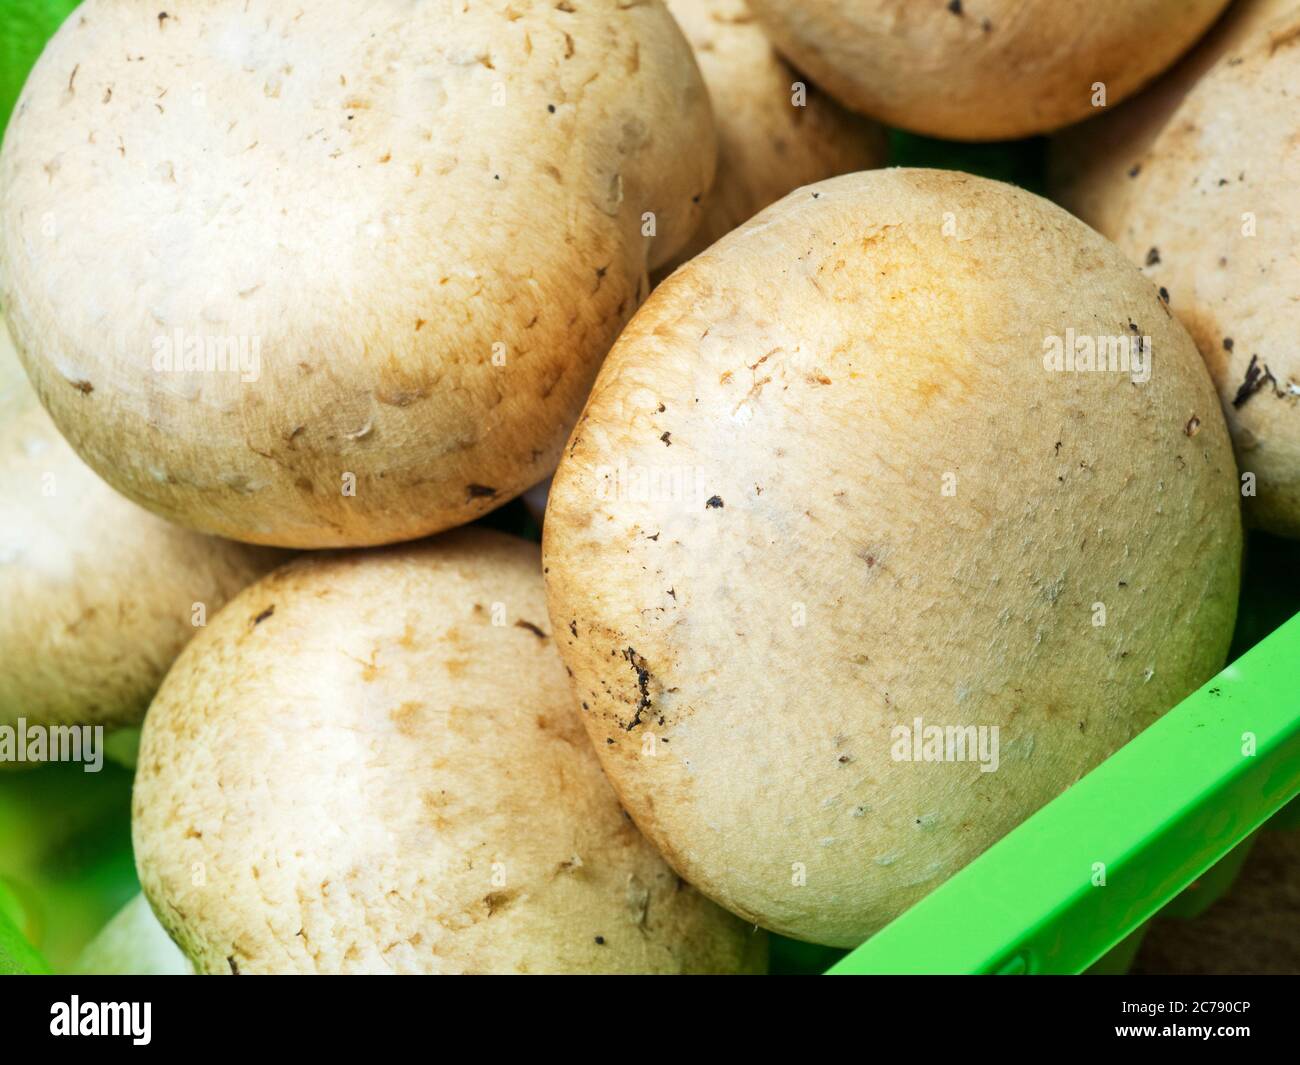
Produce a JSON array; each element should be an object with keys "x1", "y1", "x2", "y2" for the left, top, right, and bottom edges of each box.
[
  {"x1": 1051, "y1": 0, "x2": 1300, "y2": 536},
  {"x1": 658, "y1": 0, "x2": 886, "y2": 274},
  {"x1": 0, "y1": 316, "x2": 285, "y2": 732},
  {"x1": 0, "y1": 0, "x2": 714, "y2": 548},
  {"x1": 746, "y1": 0, "x2": 1232, "y2": 141},
  {"x1": 543, "y1": 169, "x2": 1241, "y2": 945},
  {"x1": 133, "y1": 529, "x2": 766, "y2": 973}
]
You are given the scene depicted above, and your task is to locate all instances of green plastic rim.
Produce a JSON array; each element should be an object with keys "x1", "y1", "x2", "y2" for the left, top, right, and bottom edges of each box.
[{"x1": 829, "y1": 613, "x2": 1300, "y2": 975}]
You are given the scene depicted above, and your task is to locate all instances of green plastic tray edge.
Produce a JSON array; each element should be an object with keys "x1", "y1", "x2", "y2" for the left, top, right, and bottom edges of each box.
[{"x1": 828, "y1": 612, "x2": 1300, "y2": 975}]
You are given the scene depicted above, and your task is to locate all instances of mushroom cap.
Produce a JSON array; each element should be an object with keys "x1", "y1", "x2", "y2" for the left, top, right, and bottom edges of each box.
[
  {"x1": 0, "y1": 0, "x2": 714, "y2": 547},
  {"x1": 73, "y1": 893, "x2": 193, "y2": 976},
  {"x1": 133, "y1": 529, "x2": 765, "y2": 974},
  {"x1": 0, "y1": 315, "x2": 284, "y2": 732},
  {"x1": 658, "y1": 0, "x2": 885, "y2": 274},
  {"x1": 1051, "y1": 0, "x2": 1300, "y2": 536},
  {"x1": 542, "y1": 169, "x2": 1241, "y2": 946},
  {"x1": 745, "y1": 0, "x2": 1233, "y2": 141}
]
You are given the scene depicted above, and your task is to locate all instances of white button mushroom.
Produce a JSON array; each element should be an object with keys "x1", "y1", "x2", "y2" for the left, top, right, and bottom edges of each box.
[
  {"x1": 132, "y1": 530, "x2": 765, "y2": 974},
  {"x1": 1051, "y1": 0, "x2": 1300, "y2": 537},
  {"x1": 0, "y1": 0, "x2": 715, "y2": 547},
  {"x1": 542, "y1": 169, "x2": 1242, "y2": 946},
  {"x1": 744, "y1": 0, "x2": 1233, "y2": 141},
  {"x1": 72, "y1": 894, "x2": 193, "y2": 976}
]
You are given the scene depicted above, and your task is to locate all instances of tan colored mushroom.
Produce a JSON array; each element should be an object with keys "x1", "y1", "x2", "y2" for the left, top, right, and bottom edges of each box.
[
  {"x1": 0, "y1": 0, "x2": 714, "y2": 548},
  {"x1": 1051, "y1": 0, "x2": 1300, "y2": 536},
  {"x1": 0, "y1": 316, "x2": 285, "y2": 735},
  {"x1": 745, "y1": 0, "x2": 1232, "y2": 141},
  {"x1": 658, "y1": 0, "x2": 885, "y2": 275},
  {"x1": 543, "y1": 169, "x2": 1241, "y2": 946},
  {"x1": 133, "y1": 529, "x2": 766, "y2": 974}
]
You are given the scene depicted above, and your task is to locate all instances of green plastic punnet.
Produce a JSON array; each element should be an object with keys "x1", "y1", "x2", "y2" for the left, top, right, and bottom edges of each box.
[{"x1": 829, "y1": 613, "x2": 1300, "y2": 975}]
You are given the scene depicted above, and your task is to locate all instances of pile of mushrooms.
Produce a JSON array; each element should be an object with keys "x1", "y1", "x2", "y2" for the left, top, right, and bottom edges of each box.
[{"x1": 0, "y1": 0, "x2": 1274, "y2": 973}]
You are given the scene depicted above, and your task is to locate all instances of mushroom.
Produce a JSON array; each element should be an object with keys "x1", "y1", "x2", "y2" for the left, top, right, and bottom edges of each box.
[
  {"x1": 657, "y1": 0, "x2": 886, "y2": 275},
  {"x1": 542, "y1": 169, "x2": 1242, "y2": 946},
  {"x1": 744, "y1": 0, "x2": 1233, "y2": 141},
  {"x1": 0, "y1": 0, "x2": 715, "y2": 548},
  {"x1": 73, "y1": 894, "x2": 193, "y2": 976},
  {"x1": 1051, "y1": 0, "x2": 1300, "y2": 537},
  {"x1": 133, "y1": 529, "x2": 766, "y2": 974},
  {"x1": 0, "y1": 316, "x2": 286, "y2": 735}
]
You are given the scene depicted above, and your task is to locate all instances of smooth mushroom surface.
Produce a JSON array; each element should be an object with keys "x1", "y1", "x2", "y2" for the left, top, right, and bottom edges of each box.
[
  {"x1": 1051, "y1": 0, "x2": 1300, "y2": 537},
  {"x1": 0, "y1": 0, "x2": 714, "y2": 547},
  {"x1": 745, "y1": 0, "x2": 1232, "y2": 141},
  {"x1": 0, "y1": 315, "x2": 285, "y2": 733},
  {"x1": 133, "y1": 529, "x2": 766, "y2": 974},
  {"x1": 543, "y1": 169, "x2": 1241, "y2": 945},
  {"x1": 657, "y1": 0, "x2": 886, "y2": 275},
  {"x1": 73, "y1": 893, "x2": 194, "y2": 976}
]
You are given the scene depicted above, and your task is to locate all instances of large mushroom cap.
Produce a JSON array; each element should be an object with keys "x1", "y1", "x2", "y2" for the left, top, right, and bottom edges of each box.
[
  {"x1": 1051, "y1": 0, "x2": 1300, "y2": 537},
  {"x1": 543, "y1": 168, "x2": 1241, "y2": 945},
  {"x1": 0, "y1": 315, "x2": 285, "y2": 733},
  {"x1": 0, "y1": 0, "x2": 714, "y2": 547},
  {"x1": 745, "y1": 0, "x2": 1232, "y2": 141},
  {"x1": 133, "y1": 529, "x2": 765, "y2": 974}
]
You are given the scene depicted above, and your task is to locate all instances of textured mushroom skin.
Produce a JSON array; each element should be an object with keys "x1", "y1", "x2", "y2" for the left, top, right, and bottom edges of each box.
[
  {"x1": 133, "y1": 531, "x2": 765, "y2": 974},
  {"x1": 745, "y1": 0, "x2": 1232, "y2": 141},
  {"x1": 0, "y1": 319, "x2": 285, "y2": 731},
  {"x1": 657, "y1": 0, "x2": 885, "y2": 274},
  {"x1": 1051, "y1": 0, "x2": 1300, "y2": 537},
  {"x1": 543, "y1": 169, "x2": 1241, "y2": 946},
  {"x1": 0, "y1": 0, "x2": 714, "y2": 547}
]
